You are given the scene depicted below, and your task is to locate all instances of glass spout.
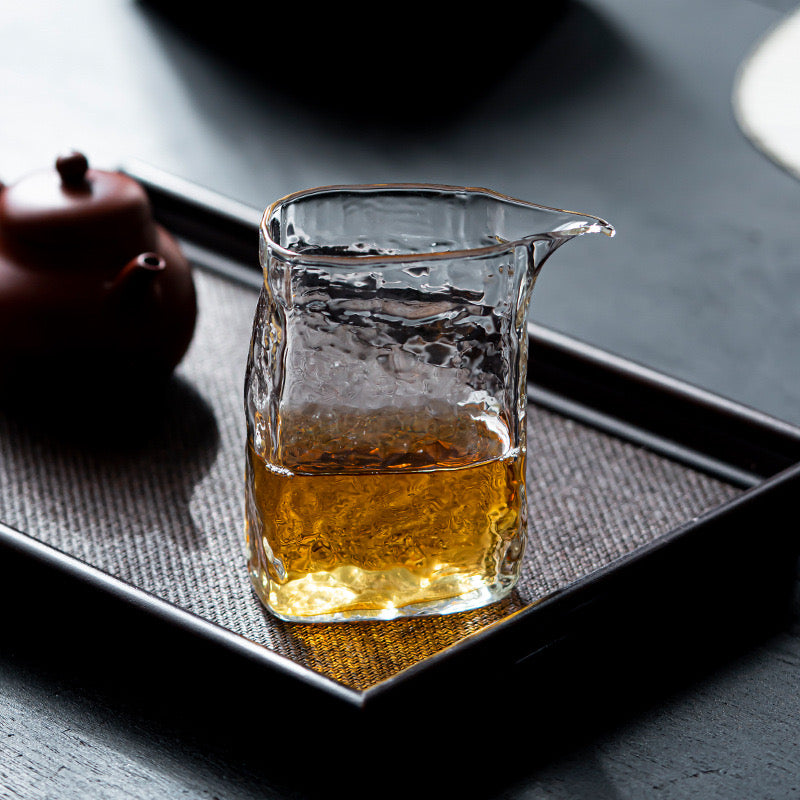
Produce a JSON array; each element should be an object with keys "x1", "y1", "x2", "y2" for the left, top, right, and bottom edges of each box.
[{"x1": 481, "y1": 192, "x2": 616, "y2": 277}]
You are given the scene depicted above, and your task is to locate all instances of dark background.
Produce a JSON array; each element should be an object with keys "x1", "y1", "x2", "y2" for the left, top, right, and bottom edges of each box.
[{"x1": 1, "y1": 1, "x2": 799, "y2": 797}]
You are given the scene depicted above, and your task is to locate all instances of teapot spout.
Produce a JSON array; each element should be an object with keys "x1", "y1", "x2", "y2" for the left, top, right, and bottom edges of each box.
[{"x1": 108, "y1": 252, "x2": 167, "y2": 309}]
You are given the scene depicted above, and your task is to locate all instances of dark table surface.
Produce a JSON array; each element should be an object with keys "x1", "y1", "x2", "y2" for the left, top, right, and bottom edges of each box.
[{"x1": 1, "y1": 1, "x2": 799, "y2": 797}]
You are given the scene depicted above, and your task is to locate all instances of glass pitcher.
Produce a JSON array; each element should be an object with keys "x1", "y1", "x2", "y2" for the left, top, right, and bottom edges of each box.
[{"x1": 244, "y1": 184, "x2": 614, "y2": 623}]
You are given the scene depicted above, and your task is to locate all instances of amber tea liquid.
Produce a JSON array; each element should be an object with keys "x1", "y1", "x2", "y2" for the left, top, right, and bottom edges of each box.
[{"x1": 245, "y1": 409, "x2": 526, "y2": 622}]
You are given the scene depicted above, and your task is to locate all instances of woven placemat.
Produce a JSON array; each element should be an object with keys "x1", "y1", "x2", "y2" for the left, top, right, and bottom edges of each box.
[{"x1": 0, "y1": 264, "x2": 741, "y2": 691}]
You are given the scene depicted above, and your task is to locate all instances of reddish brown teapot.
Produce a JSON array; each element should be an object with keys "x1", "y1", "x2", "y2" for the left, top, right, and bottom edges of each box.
[{"x1": 0, "y1": 151, "x2": 197, "y2": 407}]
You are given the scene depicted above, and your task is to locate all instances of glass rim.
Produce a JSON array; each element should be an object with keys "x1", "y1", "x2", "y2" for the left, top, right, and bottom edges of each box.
[{"x1": 260, "y1": 183, "x2": 614, "y2": 267}]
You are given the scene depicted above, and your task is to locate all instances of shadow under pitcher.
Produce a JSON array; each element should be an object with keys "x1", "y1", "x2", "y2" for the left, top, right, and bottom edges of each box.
[{"x1": 244, "y1": 184, "x2": 614, "y2": 622}]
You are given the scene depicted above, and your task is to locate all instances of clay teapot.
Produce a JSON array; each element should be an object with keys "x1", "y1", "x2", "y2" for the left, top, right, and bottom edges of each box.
[{"x1": 0, "y1": 151, "x2": 197, "y2": 408}]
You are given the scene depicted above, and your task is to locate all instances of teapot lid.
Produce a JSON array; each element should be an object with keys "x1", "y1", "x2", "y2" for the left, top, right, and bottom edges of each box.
[{"x1": 0, "y1": 151, "x2": 152, "y2": 247}]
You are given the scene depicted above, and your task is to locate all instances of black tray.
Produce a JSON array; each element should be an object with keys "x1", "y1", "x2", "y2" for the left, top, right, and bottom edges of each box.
[{"x1": 2, "y1": 164, "x2": 799, "y2": 724}]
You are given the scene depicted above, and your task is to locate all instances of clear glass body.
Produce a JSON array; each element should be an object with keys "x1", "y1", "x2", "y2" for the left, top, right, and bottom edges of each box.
[{"x1": 244, "y1": 184, "x2": 613, "y2": 622}]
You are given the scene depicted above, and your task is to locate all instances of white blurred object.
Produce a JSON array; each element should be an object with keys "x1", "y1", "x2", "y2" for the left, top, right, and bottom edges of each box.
[{"x1": 734, "y1": 4, "x2": 800, "y2": 182}]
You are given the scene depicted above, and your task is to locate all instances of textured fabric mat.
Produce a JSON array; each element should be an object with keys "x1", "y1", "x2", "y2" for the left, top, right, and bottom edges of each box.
[{"x1": 0, "y1": 264, "x2": 742, "y2": 692}]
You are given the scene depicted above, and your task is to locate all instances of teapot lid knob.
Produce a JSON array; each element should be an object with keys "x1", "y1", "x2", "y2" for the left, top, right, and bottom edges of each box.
[{"x1": 55, "y1": 151, "x2": 89, "y2": 187}]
